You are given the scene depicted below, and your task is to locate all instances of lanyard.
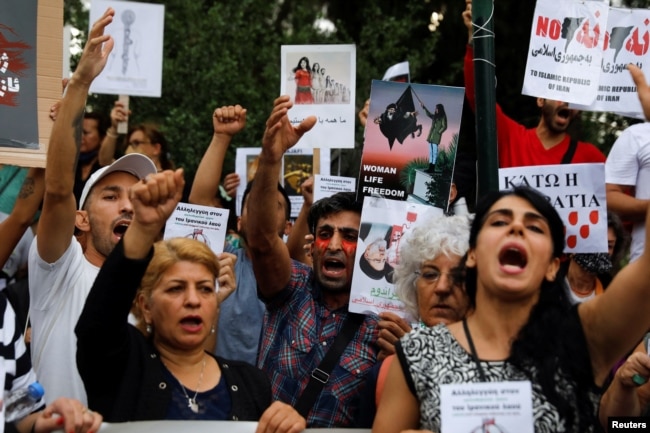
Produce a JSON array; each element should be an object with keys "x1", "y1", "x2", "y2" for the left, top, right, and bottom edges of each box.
[{"x1": 462, "y1": 318, "x2": 487, "y2": 382}]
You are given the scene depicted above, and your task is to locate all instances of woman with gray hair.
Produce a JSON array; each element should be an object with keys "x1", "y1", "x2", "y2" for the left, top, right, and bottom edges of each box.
[
  {"x1": 357, "y1": 214, "x2": 471, "y2": 428},
  {"x1": 393, "y1": 214, "x2": 472, "y2": 327}
]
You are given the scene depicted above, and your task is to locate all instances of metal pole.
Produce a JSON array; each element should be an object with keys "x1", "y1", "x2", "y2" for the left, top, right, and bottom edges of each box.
[{"x1": 473, "y1": 0, "x2": 499, "y2": 196}]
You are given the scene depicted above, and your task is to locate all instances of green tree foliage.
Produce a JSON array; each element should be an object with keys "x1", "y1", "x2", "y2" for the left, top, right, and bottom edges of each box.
[
  {"x1": 63, "y1": 0, "x2": 647, "y2": 182},
  {"x1": 63, "y1": 0, "x2": 451, "y2": 180}
]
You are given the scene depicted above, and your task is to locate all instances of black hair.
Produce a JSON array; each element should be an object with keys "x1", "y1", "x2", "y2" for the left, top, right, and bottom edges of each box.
[
  {"x1": 307, "y1": 191, "x2": 361, "y2": 235},
  {"x1": 84, "y1": 111, "x2": 110, "y2": 138},
  {"x1": 293, "y1": 56, "x2": 311, "y2": 73},
  {"x1": 128, "y1": 124, "x2": 175, "y2": 171},
  {"x1": 434, "y1": 103, "x2": 446, "y2": 120},
  {"x1": 607, "y1": 211, "x2": 629, "y2": 275},
  {"x1": 465, "y1": 186, "x2": 594, "y2": 432},
  {"x1": 241, "y1": 179, "x2": 291, "y2": 221}
]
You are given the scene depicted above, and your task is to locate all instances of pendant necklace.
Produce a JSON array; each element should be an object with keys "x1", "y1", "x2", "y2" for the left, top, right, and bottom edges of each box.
[{"x1": 175, "y1": 354, "x2": 206, "y2": 414}]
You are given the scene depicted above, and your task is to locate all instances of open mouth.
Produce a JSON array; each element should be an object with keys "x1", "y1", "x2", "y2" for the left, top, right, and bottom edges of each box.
[
  {"x1": 181, "y1": 317, "x2": 202, "y2": 326},
  {"x1": 498, "y1": 246, "x2": 527, "y2": 270},
  {"x1": 113, "y1": 222, "x2": 130, "y2": 239},
  {"x1": 180, "y1": 316, "x2": 203, "y2": 332},
  {"x1": 324, "y1": 258, "x2": 345, "y2": 272},
  {"x1": 557, "y1": 108, "x2": 571, "y2": 120}
]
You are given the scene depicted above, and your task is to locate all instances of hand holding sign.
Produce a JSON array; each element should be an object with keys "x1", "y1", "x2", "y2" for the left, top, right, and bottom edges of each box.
[
  {"x1": 629, "y1": 64, "x2": 650, "y2": 121},
  {"x1": 261, "y1": 95, "x2": 316, "y2": 164}
]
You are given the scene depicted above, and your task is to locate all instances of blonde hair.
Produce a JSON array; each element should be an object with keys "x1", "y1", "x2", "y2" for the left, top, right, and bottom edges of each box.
[{"x1": 132, "y1": 238, "x2": 220, "y2": 335}]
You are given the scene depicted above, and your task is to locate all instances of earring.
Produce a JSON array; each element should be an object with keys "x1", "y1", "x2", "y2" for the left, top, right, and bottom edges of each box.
[
  {"x1": 210, "y1": 326, "x2": 216, "y2": 334},
  {"x1": 146, "y1": 323, "x2": 152, "y2": 334}
]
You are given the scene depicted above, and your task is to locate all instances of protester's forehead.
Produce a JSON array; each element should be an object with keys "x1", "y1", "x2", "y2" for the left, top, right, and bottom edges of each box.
[
  {"x1": 89, "y1": 171, "x2": 140, "y2": 194},
  {"x1": 316, "y1": 210, "x2": 360, "y2": 231}
]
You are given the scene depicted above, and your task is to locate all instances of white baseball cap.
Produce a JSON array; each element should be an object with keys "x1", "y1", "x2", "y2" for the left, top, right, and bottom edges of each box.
[{"x1": 78, "y1": 154, "x2": 157, "y2": 210}]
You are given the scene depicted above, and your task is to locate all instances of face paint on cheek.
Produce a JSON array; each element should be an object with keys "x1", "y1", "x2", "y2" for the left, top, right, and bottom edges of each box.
[
  {"x1": 314, "y1": 237, "x2": 330, "y2": 251},
  {"x1": 341, "y1": 240, "x2": 356, "y2": 257}
]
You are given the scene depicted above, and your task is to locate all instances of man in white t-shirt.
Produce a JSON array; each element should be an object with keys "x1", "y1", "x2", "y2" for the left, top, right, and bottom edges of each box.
[
  {"x1": 28, "y1": 9, "x2": 157, "y2": 405},
  {"x1": 605, "y1": 122, "x2": 650, "y2": 263}
]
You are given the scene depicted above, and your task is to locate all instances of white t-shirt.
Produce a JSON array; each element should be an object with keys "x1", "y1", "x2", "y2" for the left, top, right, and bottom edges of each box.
[
  {"x1": 28, "y1": 237, "x2": 99, "y2": 405},
  {"x1": 605, "y1": 122, "x2": 650, "y2": 263},
  {"x1": 564, "y1": 277, "x2": 596, "y2": 305}
]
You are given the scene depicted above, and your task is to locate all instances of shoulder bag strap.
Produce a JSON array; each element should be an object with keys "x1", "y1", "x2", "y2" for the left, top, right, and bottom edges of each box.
[
  {"x1": 561, "y1": 137, "x2": 578, "y2": 164},
  {"x1": 294, "y1": 312, "x2": 365, "y2": 418}
]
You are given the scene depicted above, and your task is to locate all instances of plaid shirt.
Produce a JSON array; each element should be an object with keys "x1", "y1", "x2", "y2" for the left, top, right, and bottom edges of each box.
[{"x1": 257, "y1": 260, "x2": 379, "y2": 427}]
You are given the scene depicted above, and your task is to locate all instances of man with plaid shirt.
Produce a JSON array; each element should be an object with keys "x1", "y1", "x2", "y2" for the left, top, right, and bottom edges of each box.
[{"x1": 248, "y1": 96, "x2": 379, "y2": 427}]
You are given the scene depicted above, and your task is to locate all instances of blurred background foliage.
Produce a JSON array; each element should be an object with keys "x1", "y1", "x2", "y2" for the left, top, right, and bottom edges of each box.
[{"x1": 63, "y1": 0, "x2": 648, "y2": 190}]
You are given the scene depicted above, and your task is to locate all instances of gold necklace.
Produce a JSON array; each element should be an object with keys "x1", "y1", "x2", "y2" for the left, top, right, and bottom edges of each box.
[{"x1": 172, "y1": 354, "x2": 207, "y2": 414}]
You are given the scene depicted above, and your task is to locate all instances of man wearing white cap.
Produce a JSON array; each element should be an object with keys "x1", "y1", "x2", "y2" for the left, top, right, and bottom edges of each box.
[{"x1": 28, "y1": 9, "x2": 157, "y2": 405}]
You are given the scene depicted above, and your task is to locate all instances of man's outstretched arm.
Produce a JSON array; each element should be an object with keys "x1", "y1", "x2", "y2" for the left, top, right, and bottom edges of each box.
[
  {"x1": 247, "y1": 96, "x2": 316, "y2": 298},
  {"x1": 38, "y1": 8, "x2": 115, "y2": 263}
]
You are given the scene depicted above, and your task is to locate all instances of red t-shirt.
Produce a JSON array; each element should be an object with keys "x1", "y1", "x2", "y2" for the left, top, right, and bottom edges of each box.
[{"x1": 464, "y1": 45, "x2": 606, "y2": 168}]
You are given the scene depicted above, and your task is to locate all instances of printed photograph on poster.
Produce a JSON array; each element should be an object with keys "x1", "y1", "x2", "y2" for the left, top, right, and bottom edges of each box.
[
  {"x1": 348, "y1": 196, "x2": 443, "y2": 319},
  {"x1": 0, "y1": 0, "x2": 39, "y2": 150},
  {"x1": 283, "y1": 152, "x2": 313, "y2": 196},
  {"x1": 283, "y1": 150, "x2": 313, "y2": 219},
  {"x1": 234, "y1": 147, "x2": 331, "y2": 217},
  {"x1": 89, "y1": 0, "x2": 165, "y2": 97},
  {"x1": 522, "y1": 0, "x2": 608, "y2": 105},
  {"x1": 499, "y1": 163, "x2": 607, "y2": 253},
  {"x1": 358, "y1": 80, "x2": 464, "y2": 212},
  {"x1": 163, "y1": 202, "x2": 230, "y2": 255},
  {"x1": 280, "y1": 44, "x2": 356, "y2": 149},
  {"x1": 571, "y1": 7, "x2": 650, "y2": 119}
]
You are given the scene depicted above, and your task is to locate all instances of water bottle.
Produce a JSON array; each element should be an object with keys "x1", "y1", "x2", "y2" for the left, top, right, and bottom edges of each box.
[{"x1": 4, "y1": 382, "x2": 44, "y2": 423}]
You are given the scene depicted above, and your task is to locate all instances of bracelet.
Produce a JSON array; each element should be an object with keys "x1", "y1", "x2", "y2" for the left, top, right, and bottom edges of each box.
[{"x1": 106, "y1": 128, "x2": 118, "y2": 138}]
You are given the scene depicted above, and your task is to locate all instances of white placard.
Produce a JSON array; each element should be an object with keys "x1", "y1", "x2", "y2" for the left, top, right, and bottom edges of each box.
[
  {"x1": 97, "y1": 420, "x2": 370, "y2": 433},
  {"x1": 163, "y1": 202, "x2": 229, "y2": 255},
  {"x1": 89, "y1": 1, "x2": 165, "y2": 97},
  {"x1": 348, "y1": 197, "x2": 443, "y2": 319},
  {"x1": 522, "y1": 0, "x2": 608, "y2": 105},
  {"x1": 571, "y1": 7, "x2": 650, "y2": 118},
  {"x1": 499, "y1": 163, "x2": 607, "y2": 253},
  {"x1": 280, "y1": 44, "x2": 356, "y2": 149},
  {"x1": 314, "y1": 175, "x2": 356, "y2": 202},
  {"x1": 440, "y1": 381, "x2": 534, "y2": 433}
]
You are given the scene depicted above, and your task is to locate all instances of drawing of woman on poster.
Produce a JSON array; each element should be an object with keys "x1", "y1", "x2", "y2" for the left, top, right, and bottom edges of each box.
[{"x1": 421, "y1": 102, "x2": 447, "y2": 174}]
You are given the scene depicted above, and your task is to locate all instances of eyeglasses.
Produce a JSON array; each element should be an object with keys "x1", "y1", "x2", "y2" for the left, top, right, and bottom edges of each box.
[
  {"x1": 129, "y1": 139, "x2": 151, "y2": 147},
  {"x1": 415, "y1": 268, "x2": 465, "y2": 288}
]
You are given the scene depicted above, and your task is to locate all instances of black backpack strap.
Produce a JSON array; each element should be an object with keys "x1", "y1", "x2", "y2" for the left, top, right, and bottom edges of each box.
[
  {"x1": 561, "y1": 137, "x2": 578, "y2": 164},
  {"x1": 294, "y1": 312, "x2": 365, "y2": 418}
]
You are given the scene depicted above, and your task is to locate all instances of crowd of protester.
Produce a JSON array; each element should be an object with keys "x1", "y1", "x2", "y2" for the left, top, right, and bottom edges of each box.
[{"x1": 4, "y1": 4, "x2": 650, "y2": 433}]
